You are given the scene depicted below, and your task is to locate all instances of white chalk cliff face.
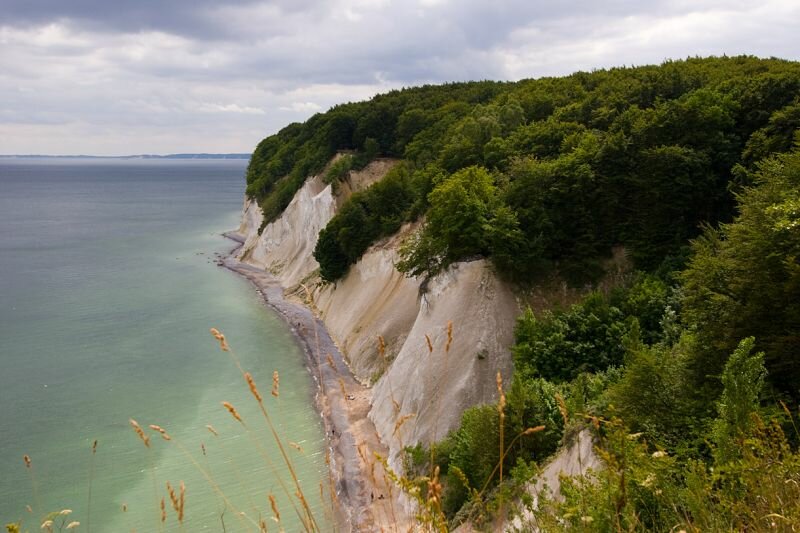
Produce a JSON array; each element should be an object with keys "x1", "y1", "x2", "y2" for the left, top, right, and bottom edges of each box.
[
  {"x1": 237, "y1": 175, "x2": 335, "y2": 288},
  {"x1": 236, "y1": 159, "x2": 521, "y2": 468},
  {"x1": 367, "y1": 259, "x2": 519, "y2": 469}
]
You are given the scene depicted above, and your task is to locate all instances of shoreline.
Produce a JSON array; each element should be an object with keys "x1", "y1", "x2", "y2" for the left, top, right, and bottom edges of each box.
[{"x1": 221, "y1": 232, "x2": 407, "y2": 532}]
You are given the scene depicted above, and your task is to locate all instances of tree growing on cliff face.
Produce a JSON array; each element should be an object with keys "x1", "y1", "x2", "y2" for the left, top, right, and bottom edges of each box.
[
  {"x1": 315, "y1": 225, "x2": 349, "y2": 282},
  {"x1": 314, "y1": 164, "x2": 416, "y2": 282},
  {"x1": 397, "y1": 165, "x2": 526, "y2": 278},
  {"x1": 424, "y1": 166, "x2": 497, "y2": 261}
]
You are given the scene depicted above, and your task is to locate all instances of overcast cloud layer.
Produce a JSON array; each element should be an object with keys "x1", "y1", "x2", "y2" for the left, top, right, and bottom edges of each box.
[{"x1": 1, "y1": 0, "x2": 799, "y2": 155}]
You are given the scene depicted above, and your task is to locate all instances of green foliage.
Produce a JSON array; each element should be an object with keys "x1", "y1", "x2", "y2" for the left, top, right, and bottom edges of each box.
[
  {"x1": 513, "y1": 293, "x2": 633, "y2": 382},
  {"x1": 505, "y1": 376, "x2": 565, "y2": 462},
  {"x1": 415, "y1": 377, "x2": 569, "y2": 523},
  {"x1": 397, "y1": 166, "x2": 528, "y2": 279},
  {"x1": 712, "y1": 337, "x2": 767, "y2": 462},
  {"x1": 395, "y1": 226, "x2": 442, "y2": 279},
  {"x1": 541, "y1": 419, "x2": 683, "y2": 532},
  {"x1": 743, "y1": 102, "x2": 800, "y2": 165},
  {"x1": 684, "y1": 417, "x2": 800, "y2": 531},
  {"x1": 531, "y1": 413, "x2": 800, "y2": 532},
  {"x1": 314, "y1": 164, "x2": 416, "y2": 282},
  {"x1": 610, "y1": 273, "x2": 671, "y2": 344},
  {"x1": 322, "y1": 154, "x2": 353, "y2": 185},
  {"x1": 448, "y1": 405, "x2": 500, "y2": 492},
  {"x1": 503, "y1": 148, "x2": 606, "y2": 283},
  {"x1": 352, "y1": 137, "x2": 379, "y2": 169},
  {"x1": 608, "y1": 337, "x2": 705, "y2": 452},
  {"x1": 425, "y1": 166, "x2": 498, "y2": 261},
  {"x1": 253, "y1": 57, "x2": 800, "y2": 280},
  {"x1": 681, "y1": 147, "x2": 800, "y2": 398}
]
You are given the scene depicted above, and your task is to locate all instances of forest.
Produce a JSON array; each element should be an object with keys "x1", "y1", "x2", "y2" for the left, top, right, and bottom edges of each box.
[{"x1": 245, "y1": 56, "x2": 800, "y2": 530}]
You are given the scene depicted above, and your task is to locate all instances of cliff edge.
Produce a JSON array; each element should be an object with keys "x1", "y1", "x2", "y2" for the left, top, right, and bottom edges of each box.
[{"x1": 236, "y1": 159, "x2": 520, "y2": 472}]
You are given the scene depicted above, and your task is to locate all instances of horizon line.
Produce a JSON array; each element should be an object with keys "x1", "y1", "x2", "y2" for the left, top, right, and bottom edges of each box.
[{"x1": 0, "y1": 153, "x2": 251, "y2": 159}]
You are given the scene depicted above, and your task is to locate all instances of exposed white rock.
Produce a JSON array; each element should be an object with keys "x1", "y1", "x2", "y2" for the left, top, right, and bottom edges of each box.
[
  {"x1": 367, "y1": 259, "x2": 520, "y2": 471},
  {"x1": 237, "y1": 175, "x2": 334, "y2": 287},
  {"x1": 236, "y1": 157, "x2": 521, "y2": 473},
  {"x1": 314, "y1": 230, "x2": 421, "y2": 382},
  {"x1": 507, "y1": 429, "x2": 600, "y2": 532},
  {"x1": 237, "y1": 158, "x2": 399, "y2": 289}
]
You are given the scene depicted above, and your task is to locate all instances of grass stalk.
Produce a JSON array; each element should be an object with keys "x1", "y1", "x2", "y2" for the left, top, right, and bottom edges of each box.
[
  {"x1": 86, "y1": 440, "x2": 97, "y2": 533},
  {"x1": 478, "y1": 426, "x2": 544, "y2": 497},
  {"x1": 169, "y1": 431, "x2": 259, "y2": 531},
  {"x1": 22, "y1": 454, "x2": 42, "y2": 522},
  {"x1": 211, "y1": 328, "x2": 320, "y2": 531},
  {"x1": 222, "y1": 401, "x2": 310, "y2": 530},
  {"x1": 497, "y1": 371, "x2": 506, "y2": 485}
]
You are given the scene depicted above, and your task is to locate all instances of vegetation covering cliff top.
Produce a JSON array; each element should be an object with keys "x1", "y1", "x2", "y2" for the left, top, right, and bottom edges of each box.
[
  {"x1": 246, "y1": 55, "x2": 800, "y2": 285},
  {"x1": 244, "y1": 55, "x2": 800, "y2": 530}
]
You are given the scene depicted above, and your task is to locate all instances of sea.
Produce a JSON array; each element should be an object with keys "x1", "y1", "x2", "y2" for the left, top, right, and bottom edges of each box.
[{"x1": 0, "y1": 158, "x2": 330, "y2": 531}]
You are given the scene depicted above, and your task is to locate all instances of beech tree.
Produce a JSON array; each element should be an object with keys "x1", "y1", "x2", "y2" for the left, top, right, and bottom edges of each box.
[{"x1": 682, "y1": 146, "x2": 800, "y2": 398}]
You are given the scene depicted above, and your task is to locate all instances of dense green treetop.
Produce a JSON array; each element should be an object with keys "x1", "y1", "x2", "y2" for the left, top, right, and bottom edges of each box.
[{"x1": 245, "y1": 56, "x2": 800, "y2": 283}]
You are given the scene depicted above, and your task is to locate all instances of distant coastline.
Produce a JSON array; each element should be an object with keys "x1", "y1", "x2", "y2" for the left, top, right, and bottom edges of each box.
[{"x1": 0, "y1": 153, "x2": 250, "y2": 160}]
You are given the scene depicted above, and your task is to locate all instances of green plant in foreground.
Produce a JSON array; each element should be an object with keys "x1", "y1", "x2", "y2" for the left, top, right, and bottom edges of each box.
[{"x1": 524, "y1": 336, "x2": 800, "y2": 532}]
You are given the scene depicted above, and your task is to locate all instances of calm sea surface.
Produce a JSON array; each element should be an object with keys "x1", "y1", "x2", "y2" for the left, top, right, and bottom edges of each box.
[{"x1": 0, "y1": 159, "x2": 329, "y2": 531}]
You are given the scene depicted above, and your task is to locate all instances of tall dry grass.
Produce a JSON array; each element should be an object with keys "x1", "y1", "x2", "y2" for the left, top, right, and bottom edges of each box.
[{"x1": 9, "y1": 319, "x2": 536, "y2": 533}]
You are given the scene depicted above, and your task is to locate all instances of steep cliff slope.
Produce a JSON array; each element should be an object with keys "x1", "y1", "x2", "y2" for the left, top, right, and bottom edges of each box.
[
  {"x1": 237, "y1": 175, "x2": 333, "y2": 287},
  {"x1": 313, "y1": 228, "x2": 420, "y2": 382},
  {"x1": 367, "y1": 258, "x2": 519, "y2": 469},
  {"x1": 236, "y1": 160, "x2": 521, "y2": 469}
]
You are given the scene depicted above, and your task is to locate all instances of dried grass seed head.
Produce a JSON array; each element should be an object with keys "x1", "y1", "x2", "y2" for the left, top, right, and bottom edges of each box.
[
  {"x1": 378, "y1": 335, "x2": 386, "y2": 359},
  {"x1": 222, "y1": 401, "x2": 242, "y2": 423},
  {"x1": 209, "y1": 327, "x2": 230, "y2": 351},
  {"x1": 524, "y1": 425, "x2": 545, "y2": 435},
  {"x1": 148, "y1": 424, "x2": 171, "y2": 441},
  {"x1": 446, "y1": 321, "x2": 453, "y2": 352},
  {"x1": 244, "y1": 372, "x2": 262, "y2": 402},
  {"x1": 167, "y1": 481, "x2": 179, "y2": 512},
  {"x1": 269, "y1": 494, "x2": 281, "y2": 522},
  {"x1": 178, "y1": 481, "x2": 185, "y2": 522},
  {"x1": 129, "y1": 419, "x2": 150, "y2": 448}
]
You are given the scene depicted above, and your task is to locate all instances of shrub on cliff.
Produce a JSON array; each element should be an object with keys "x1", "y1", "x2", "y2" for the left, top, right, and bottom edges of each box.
[
  {"x1": 396, "y1": 166, "x2": 527, "y2": 280},
  {"x1": 314, "y1": 164, "x2": 416, "y2": 282},
  {"x1": 512, "y1": 293, "x2": 634, "y2": 383}
]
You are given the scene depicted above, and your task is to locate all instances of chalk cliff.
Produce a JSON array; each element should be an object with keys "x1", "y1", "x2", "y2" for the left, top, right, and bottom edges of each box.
[{"x1": 235, "y1": 159, "x2": 521, "y2": 469}]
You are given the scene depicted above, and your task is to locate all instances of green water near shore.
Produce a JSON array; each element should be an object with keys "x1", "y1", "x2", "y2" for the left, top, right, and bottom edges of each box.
[{"x1": 0, "y1": 159, "x2": 329, "y2": 531}]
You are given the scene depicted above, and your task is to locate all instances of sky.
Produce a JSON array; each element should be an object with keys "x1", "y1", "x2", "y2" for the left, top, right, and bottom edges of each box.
[{"x1": 1, "y1": 0, "x2": 799, "y2": 155}]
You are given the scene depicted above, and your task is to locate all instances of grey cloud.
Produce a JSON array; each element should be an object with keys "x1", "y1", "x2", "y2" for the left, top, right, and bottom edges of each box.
[
  {"x1": 0, "y1": 0, "x2": 753, "y2": 87},
  {"x1": 0, "y1": 0, "x2": 798, "y2": 154},
  {"x1": 0, "y1": 0, "x2": 317, "y2": 38}
]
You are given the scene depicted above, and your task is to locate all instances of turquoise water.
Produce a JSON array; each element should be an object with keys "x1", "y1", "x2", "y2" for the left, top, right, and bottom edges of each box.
[{"x1": 0, "y1": 159, "x2": 330, "y2": 531}]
